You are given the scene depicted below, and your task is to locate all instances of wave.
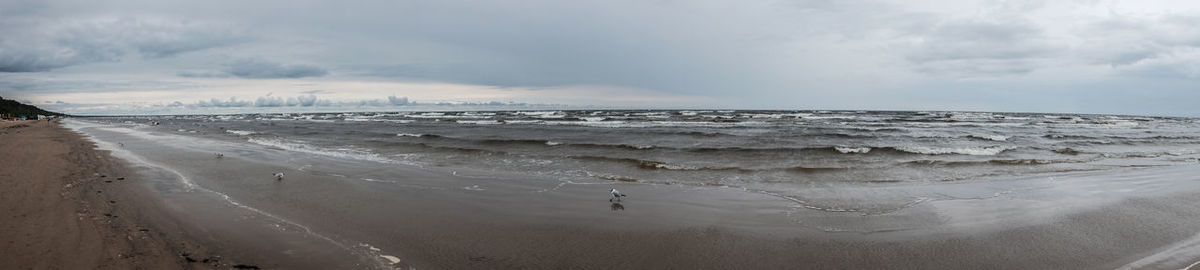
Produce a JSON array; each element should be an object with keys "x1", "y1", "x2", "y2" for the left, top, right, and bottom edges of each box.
[
  {"x1": 247, "y1": 138, "x2": 399, "y2": 164},
  {"x1": 417, "y1": 135, "x2": 1019, "y2": 156},
  {"x1": 688, "y1": 145, "x2": 1017, "y2": 156},
  {"x1": 967, "y1": 134, "x2": 1010, "y2": 141},
  {"x1": 834, "y1": 146, "x2": 871, "y2": 154},
  {"x1": 225, "y1": 129, "x2": 256, "y2": 136},
  {"x1": 1099, "y1": 150, "x2": 1198, "y2": 159},
  {"x1": 891, "y1": 145, "x2": 1013, "y2": 156},
  {"x1": 901, "y1": 158, "x2": 1091, "y2": 167},
  {"x1": 455, "y1": 120, "x2": 502, "y2": 125},
  {"x1": 566, "y1": 155, "x2": 848, "y2": 173},
  {"x1": 443, "y1": 120, "x2": 772, "y2": 128},
  {"x1": 1045, "y1": 134, "x2": 1195, "y2": 140},
  {"x1": 1052, "y1": 148, "x2": 1085, "y2": 155}
]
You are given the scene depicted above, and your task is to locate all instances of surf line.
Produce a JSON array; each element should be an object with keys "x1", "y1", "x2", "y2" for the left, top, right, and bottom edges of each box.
[{"x1": 70, "y1": 122, "x2": 397, "y2": 269}]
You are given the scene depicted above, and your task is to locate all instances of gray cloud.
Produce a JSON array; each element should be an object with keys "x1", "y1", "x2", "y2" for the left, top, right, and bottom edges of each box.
[
  {"x1": 251, "y1": 94, "x2": 325, "y2": 107},
  {"x1": 1118, "y1": 57, "x2": 1200, "y2": 80},
  {"x1": 387, "y1": 96, "x2": 409, "y2": 106},
  {"x1": 177, "y1": 71, "x2": 231, "y2": 78},
  {"x1": 195, "y1": 97, "x2": 252, "y2": 107},
  {"x1": 1076, "y1": 14, "x2": 1200, "y2": 73},
  {"x1": 0, "y1": 17, "x2": 245, "y2": 72},
  {"x1": 901, "y1": 18, "x2": 1059, "y2": 76},
  {"x1": 224, "y1": 59, "x2": 328, "y2": 79},
  {"x1": 179, "y1": 95, "x2": 422, "y2": 108},
  {"x1": 6, "y1": 0, "x2": 1200, "y2": 116}
]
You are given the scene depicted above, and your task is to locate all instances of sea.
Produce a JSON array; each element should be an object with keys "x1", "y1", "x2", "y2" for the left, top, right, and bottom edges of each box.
[
  {"x1": 87, "y1": 110, "x2": 1200, "y2": 206},
  {"x1": 67, "y1": 109, "x2": 1200, "y2": 268}
]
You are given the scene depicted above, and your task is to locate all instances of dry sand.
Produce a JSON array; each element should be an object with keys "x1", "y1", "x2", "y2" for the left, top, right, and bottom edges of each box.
[{"x1": 0, "y1": 120, "x2": 259, "y2": 269}]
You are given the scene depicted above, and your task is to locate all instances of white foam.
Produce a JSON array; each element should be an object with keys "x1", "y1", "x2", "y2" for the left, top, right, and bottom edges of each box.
[
  {"x1": 517, "y1": 111, "x2": 566, "y2": 118},
  {"x1": 404, "y1": 114, "x2": 490, "y2": 119},
  {"x1": 396, "y1": 133, "x2": 424, "y2": 137},
  {"x1": 968, "y1": 134, "x2": 1010, "y2": 141},
  {"x1": 360, "y1": 178, "x2": 396, "y2": 183},
  {"x1": 648, "y1": 162, "x2": 701, "y2": 170},
  {"x1": 504, "y1": 120, "x2": 543, "y2": 124},
  {"x1": 247, "y1": 138, "x2": 399, "y2": 164},
  {"x1": 802, "y1": 115, "x2": 856, "y2": 120},
  {"x1": 380, "y1": 255, "x2": 402, "y2": 264},
  {"x1": 225, "y1": 130, "x2": 256, "y2": 136},
  {"x1": 533, "y1": 120, "x2": 769, "y2": 128},
  {"x1": 457, "y1": 120, "x2": 501, "y2": 125},
  {"x1": 545, "y1": 141, "x2": 563, "y2": 146},
  {"x1": 894, "y1": 145, "x2": 1014, "y2": 156},
  {"x1": 834, "y1": 146, "x2": 872, "y2": 154},
  {"x1": 947, "y1": 112, "x2": 994, "y2": 119}
]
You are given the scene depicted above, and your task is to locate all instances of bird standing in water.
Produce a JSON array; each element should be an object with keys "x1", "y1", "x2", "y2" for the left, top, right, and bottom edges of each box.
[
  {"x1": 273, "y1": 172, "x2": 285, "y2": 181},
  {"x1": 609, "y1": 188, "x2": 627, "y2": 202}
]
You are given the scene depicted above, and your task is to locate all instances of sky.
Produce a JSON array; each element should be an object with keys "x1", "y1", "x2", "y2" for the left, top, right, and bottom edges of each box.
[{"x1": 2, "y1": 0, "x2": 1199, "y2": 116}]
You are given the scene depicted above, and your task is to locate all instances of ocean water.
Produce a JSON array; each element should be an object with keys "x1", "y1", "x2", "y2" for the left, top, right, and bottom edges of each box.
[
  {"x1": 66, "y1": 110, "x2": 1200, "y2": 268},
  {"x1": 89, "y1": 110, "x2": 1200, "y2": 209}
]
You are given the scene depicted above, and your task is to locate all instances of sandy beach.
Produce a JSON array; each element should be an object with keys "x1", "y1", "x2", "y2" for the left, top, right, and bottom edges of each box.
[
  {"x1": 6, "y1": 118, "x2": 1200, "y2": 269},
  {"x1": 0, "y1": 120, "x2": 185, "y2": 268},
  {"x1": 0, "y1": 120, "x2": 295, "y2": 269}
]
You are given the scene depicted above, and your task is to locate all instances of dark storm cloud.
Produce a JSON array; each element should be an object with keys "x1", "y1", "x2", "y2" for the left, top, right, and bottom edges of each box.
[{"x1": 224, "y1": 59, "x2": 328, "y2": 79}]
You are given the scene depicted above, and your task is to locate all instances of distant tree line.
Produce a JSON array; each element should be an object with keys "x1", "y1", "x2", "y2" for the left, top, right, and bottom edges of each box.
[{"x1": 0, "y1": 96, "x2": 63, "y2": 118}]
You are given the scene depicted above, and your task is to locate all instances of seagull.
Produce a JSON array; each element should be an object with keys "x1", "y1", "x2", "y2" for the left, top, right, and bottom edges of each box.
[
  {"x1": 273, "y1": 172, "x2": 285, "y2": 181},
  {"x1": 215, "y1": 153, "x2": 224, "y2": 158},
  {"x1": 609, "y1": 188, "x2": 627, "y2": 202}
]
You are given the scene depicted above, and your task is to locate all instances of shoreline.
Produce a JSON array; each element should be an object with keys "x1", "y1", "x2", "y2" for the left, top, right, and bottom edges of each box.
[
  {"x1": 7, "y1": 118, "x2": 1200, "y2": 269},
  {"x1": 0, "y1": 120, "x2": 278, "y2": 269},
  {"x1": 0, "y1": 120, "x2": 185, "y2": 268}
]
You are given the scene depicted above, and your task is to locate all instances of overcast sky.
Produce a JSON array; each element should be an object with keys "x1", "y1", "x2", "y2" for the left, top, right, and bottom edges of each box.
[{"x1": 2, "y1": 0, "x2": 1199, "y2": 116}]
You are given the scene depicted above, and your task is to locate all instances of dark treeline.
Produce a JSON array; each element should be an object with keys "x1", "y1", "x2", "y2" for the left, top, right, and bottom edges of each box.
[{"x1": 0, "y1": 96, "x2": 63, "y2": 118}]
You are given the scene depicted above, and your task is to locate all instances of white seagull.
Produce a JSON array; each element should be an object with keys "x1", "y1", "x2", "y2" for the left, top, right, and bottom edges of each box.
[
  {"x1": 609, "y1": 188, "x2": 627, "y2": 202},
  {"x1": 273, "y1": 172, "x2": 285, "y2": 181}
]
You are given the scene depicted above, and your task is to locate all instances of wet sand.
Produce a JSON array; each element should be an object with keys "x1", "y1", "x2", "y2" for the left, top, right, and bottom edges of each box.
[
  {"x1": 9, "y1": 119, "x2": 1200, "y2": 269},
  {"x1": 0, "y1": 120, "x2": 318, "y2": 269},
  {"x1": 0, "y1": 120, "x2": 186, "y2": 269}
]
